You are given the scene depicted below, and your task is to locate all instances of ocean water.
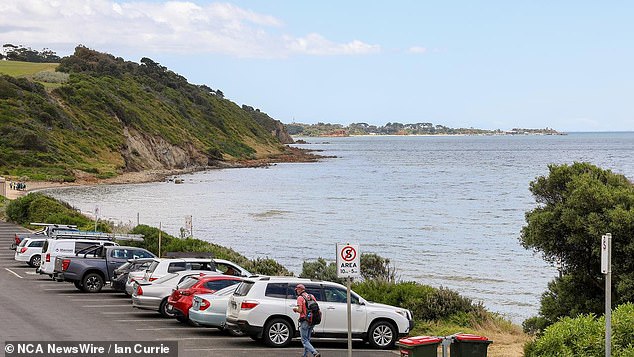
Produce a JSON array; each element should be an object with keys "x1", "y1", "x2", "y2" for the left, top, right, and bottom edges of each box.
[{"x1": 44, "y1": 132, "x2": 634, "y2": 323}]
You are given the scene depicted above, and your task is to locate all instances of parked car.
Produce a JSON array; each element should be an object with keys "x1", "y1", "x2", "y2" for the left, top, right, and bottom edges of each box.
[
  {"x1": 142, "y1": 258, "x2": 251, "y2": 283},
  {"x1": 125, "y1": 258, "x2": 165, "y2": 296},
  {"x1": 40, "y1": 238, "x2": 118, "y2": 277},
  {"x1": 226, "y1": 276, "x2": 414, "y2": 349},
  {"x1": 112, "y1": 258, "x2": 157, "y2": 295},
  {"x1": 55, "y1": 245, "x2": 156, "y2": 293},
  {"x1": 132, "y1": 271, "x2": 218, "y2": 317},
  {"x1": 14, "y1": 237, "x2": 46, "y2": 267},
  {"x1": 189, "y1": 285, "x2": 244, "y2": 335},
  {"x1": 11, "y1": 223, "x2": 78, "y2": 250},
  {"x1": 168, "y1": 275, "x2": 241, "y2": 323}
]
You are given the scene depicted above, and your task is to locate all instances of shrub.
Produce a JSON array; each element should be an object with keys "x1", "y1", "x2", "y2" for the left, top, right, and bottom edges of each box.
[
  {"x1": 245, "y1": 258, "x2": 292, "y2": 276},
  {"x1": 300, "y1": 258, "x2": 342, "y2": 284},
  {"x1": 360, "y1": 252, "x2": 397, "y2": 282},
  {"x1": 524, "y1": 303, "x2": 634, "y2": 357}
]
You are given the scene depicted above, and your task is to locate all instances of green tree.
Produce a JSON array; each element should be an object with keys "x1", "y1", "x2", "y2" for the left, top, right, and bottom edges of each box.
[{"x1": 520, "y1": 162, "x2": 634, "y2": 332}]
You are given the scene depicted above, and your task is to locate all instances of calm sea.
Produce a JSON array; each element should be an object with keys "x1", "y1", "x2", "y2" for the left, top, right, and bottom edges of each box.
[{"x1": 44, "y1": 132, "x2": 634, "y2": 323}]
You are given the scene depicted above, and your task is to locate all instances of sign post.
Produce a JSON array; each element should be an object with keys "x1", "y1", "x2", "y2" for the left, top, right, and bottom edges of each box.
[
  {"x1": 601, "y1": 233, "x2": 612, "y2": 357},
  {"x1": 337, "y1": 243, "x2": 360, "y2": 357}
]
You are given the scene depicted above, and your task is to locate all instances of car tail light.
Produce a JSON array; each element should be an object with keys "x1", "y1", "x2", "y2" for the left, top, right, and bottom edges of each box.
[
  {"x1": 136, "y1": 286, "x2": 143, "y2": 296},
  {"x1": 199, "y1": 299, "x2": 210, "y2": 311},
  {"x1": 240, "y1": 300, "x2": 260, "y2": 310},
  {"x1": 20, "y1": 247, "x2": 28, "y2": 254},
  {"x1": 61, "y1": 259, "x2": 71, "y2": 271},
  {"x1": 149, "y1": 277, "x2": 158, "y2": 282},
  {"x1": 46, "y1": 253, "x2": 50, "y2": 262}
]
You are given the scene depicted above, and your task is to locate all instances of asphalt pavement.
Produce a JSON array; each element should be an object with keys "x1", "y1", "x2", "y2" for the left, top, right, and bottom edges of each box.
[{"x1": 0, "y1": 220, "x2": 398, "y2": 357}]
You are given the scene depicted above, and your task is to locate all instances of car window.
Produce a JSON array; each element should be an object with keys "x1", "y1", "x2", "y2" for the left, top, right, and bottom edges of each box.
[
  {"x1": 29, "y1": 240, "x2": 45, "y2": 248},
  {"x1": 289, "y1": 284, "x2": 323, "y2": 301},
  {"x1": 204, "y1": 279, "x2": 240, "y2": 291},
  {"x1": 135, "y1": 250, "x2": 154, "y2": 258},
  {"x1": 75, "y1": 241, "x2": 98, "y2": 253},
  {"x1": 234, "y1": 281, "x2": 254, "y2": 296},
  {"x1": 168, "y1": 262, "x2": 187, "y2": 273},
  {"x1": 215, "y1": 284, "x2": 239, "y2": 296},
  {"x1": 324, "y1": 286, "x2": 359, "y2": 304},
  {"x1": 215, "y1": 262, "x2": 241, "y2": 276},
  {"x1": 265, "y1": 283, "x2": 288, "y2": 299},
  {"x1": 18, "y1": 239, "x2": 30, "y2": 247},
  {"x1": 153, "y1": 273, "x2": 177, "y2": 284},
  {"x1": 146, "y1": 260, "x2": 160, "y2": 273},
  {"x1": 186, "y1": 261, "x2": 214, "y2": 271}
]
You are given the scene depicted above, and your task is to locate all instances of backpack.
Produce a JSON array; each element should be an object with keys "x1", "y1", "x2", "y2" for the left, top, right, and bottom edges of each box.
[{"x1": 302, "y1": 293, "x2": 322, "y2": 326}]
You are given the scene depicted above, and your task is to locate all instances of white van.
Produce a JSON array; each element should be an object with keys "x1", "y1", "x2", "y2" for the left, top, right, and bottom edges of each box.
[{"x1": 39, "y1": 239, "x2": 118, "y2": 276}]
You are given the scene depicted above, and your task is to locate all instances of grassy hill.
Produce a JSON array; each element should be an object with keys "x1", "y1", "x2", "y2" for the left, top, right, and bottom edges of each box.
[{"x1": 0, "y1": 47, "x2": 292, "y2": 181}]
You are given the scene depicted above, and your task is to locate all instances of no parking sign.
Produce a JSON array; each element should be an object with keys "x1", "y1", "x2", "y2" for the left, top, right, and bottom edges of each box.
[{"x1": 337, "y1": 243, "x2": 361, "y2": 278}]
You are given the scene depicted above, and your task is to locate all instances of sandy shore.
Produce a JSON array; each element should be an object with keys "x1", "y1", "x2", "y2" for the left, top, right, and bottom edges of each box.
[{"x1": 3, "y1": 146, "x2": 326, "y2": 200}]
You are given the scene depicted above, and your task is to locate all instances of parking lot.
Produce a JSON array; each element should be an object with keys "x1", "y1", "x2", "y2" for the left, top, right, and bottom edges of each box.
[{"x1": 0, "y1": 221, "x2": 397, "y2": 356}]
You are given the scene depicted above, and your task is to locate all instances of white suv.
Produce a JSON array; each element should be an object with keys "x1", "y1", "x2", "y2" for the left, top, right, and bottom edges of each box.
[{"x1": 226, "y1": 277, "x2": 414, "y2": 349}]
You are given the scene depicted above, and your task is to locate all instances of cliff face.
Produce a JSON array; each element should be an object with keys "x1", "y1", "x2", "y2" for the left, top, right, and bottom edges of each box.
[
  {"x1": 0, "y1": 47, "x2": 295, "y2": 181},
  {"x1": 122, "y1": 127, "x2": 209, "y2": 171}
]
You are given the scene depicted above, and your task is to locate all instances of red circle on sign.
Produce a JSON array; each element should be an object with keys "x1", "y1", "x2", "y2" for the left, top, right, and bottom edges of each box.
[{"x1": 341, "y1": 246, "x2": 357, "y2": 262}]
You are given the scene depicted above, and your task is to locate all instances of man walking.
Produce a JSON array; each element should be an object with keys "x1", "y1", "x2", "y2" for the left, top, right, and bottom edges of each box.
[{"x1": 293, "y1": 284, "x2": 320, "y2": 357}]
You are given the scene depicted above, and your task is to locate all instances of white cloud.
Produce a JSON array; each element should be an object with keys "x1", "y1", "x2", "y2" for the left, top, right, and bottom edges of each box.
[
  {"x1": 0, "y1": 0, "x2": 379, "y2": 58},
  {"x1": 286, "y1": 33, "x2": 380, "y2": 56},
  {"x1": 408, "y1": 46, "x2": 427, "y2": 54}
]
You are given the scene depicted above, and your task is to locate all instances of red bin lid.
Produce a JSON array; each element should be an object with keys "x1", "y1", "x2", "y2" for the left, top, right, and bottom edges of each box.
[
  {"x1": 398, "y1": 336, "x2": 443, "y2": 346},
  {"x1": 454, "y1": 334, "x2": 489, "y2": 342}
]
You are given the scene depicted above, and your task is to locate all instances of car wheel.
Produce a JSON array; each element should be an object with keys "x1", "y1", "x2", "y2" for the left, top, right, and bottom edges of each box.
[
  {"x1": 263, "y1": 318, "x2": 293, "y2": 347},
  {"x1": 74, "y1": 281, "x2": 83, "y2": 290},
  {"x1": 367, "y1": 320, "x2": 397, "y2": 349},
  {"x1": 82, "y1": 273, "x2": 104, "y2": 293},
  {"x1": 159, "y1": 298, "x2": 176, "y2": 318},
  {"x1": 29, "y1": 255, "x2": 41, "y2": 268}
]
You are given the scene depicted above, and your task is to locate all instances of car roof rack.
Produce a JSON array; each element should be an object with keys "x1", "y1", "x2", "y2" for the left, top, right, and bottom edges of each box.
[
  {"x1": 51, "y1": 231, "x2": 145, "y2": 242},
  {"x1": 163, "y1": 252, "x2": 214, "y2": 259}
]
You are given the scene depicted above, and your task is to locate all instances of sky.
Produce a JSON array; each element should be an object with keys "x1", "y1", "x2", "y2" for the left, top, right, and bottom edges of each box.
[{"x1": 1, "y1": 0, "x2": 633, "y2": 132}]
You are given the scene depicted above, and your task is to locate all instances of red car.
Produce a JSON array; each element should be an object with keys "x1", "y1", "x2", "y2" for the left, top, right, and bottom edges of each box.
[{"x1": 168, "y1": 274, "x2": 241, "y2": 323}]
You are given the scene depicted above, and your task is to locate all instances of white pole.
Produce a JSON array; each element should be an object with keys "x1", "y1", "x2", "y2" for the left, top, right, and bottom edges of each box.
[
  {"x1": 605, "y1": 233, "x2": 612, "y2": 357},
  {"x1": 347, "y1": 276, "x2": 352, "y2": 357},
  {"x1": 158, "y1": 222, "x2": 162, "y2": 258}
]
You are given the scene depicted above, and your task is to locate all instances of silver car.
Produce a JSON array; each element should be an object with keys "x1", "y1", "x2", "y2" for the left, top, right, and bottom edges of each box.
[
  {"x1": 189, "y1": 285, "x2": 244, "y2": 336},
  {"x1": 132, "y1": 270, "x2": 217, "y2": 317}
]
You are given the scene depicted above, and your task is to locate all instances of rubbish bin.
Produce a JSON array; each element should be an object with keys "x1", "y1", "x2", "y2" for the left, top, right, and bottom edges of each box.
[
  {"x1": 450, "y1": 333, "x2": 493, "y2": 357},
  {"x1": 396, "y1": 336, "x2": 443, "y2": 357}
]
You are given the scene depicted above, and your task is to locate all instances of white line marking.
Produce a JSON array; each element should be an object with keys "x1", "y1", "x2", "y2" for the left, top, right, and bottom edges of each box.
[
  {"x1": 136, "y1": 327, "x2": 202, "y2": 331},
  {"x1": 101, "y1": 311, "x2": 155, "y2": 315},
  {"x1": 114, "y1": 319, "x2": 164, "y2": 322},
  {"x1": 82, "y1": 304, "x2": 132, "y2": 308},
  {"x1": 4, "y1": 268, "x2": 23, "y2": 278}
]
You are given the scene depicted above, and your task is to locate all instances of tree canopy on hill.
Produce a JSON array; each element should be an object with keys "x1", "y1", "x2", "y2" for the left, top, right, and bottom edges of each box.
[
  {"x1": 520, "y1": 162, "x2": 634, "y2": 333},
  {"x1": 1, "y1": 44, "x2": 61, "y2": 63}
]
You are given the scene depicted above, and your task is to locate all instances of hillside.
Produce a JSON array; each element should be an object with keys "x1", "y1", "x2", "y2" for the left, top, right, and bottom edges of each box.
[{"x1": 0, "y1": 47, "x2": 294, "y2": 182}]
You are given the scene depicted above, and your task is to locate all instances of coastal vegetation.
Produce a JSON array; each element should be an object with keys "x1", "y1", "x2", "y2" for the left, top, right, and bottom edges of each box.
[
  {"x1": 519, "y1": 163, "x2": 634, "y2": 355},
  {"x1": 0, "y1": 46, "x2": 293, "y2": 182},
  {"x1": 286, "y1": 121, "x2": 564, "y2": 137}
]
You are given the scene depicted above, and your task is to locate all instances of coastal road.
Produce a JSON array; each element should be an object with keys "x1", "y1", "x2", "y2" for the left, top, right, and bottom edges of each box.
[{"x1": 0, "y1": 221, "x2": 397, "y2": 357}]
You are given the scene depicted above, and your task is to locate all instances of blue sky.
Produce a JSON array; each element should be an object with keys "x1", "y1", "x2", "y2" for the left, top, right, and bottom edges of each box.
[{"x1": 1, "y1": 1, "x2": 632, "y2": 131}]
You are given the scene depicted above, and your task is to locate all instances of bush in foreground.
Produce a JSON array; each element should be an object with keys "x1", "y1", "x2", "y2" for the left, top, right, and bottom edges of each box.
[{"x1": 524, "y1": 303, "x2": 634, "y2": 356}]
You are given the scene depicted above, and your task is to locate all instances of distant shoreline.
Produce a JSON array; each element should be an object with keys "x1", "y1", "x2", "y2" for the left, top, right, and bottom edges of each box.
[{"x1": 6, "y1": 146, "x2": 325, "y2": 200}]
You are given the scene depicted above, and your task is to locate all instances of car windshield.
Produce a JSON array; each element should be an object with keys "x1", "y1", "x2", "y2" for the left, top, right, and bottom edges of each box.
[
  {"x1": 18, "y1": 239, "x2": 30, "y2": 247},
  {"x1": 177, "y1": 276, "x2": 200, "y2": 289},
  {"x1": 234, "y1": 281, "x2": 254, "y2": 296}
]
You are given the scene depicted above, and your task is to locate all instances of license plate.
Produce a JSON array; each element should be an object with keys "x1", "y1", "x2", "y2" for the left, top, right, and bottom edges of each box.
[
  {"x1": 231, "y1": 301, "x2": 237, "y2": 309},
  {"x1": 192, "y1": 298, "x2": 200, "y2": 310}
]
